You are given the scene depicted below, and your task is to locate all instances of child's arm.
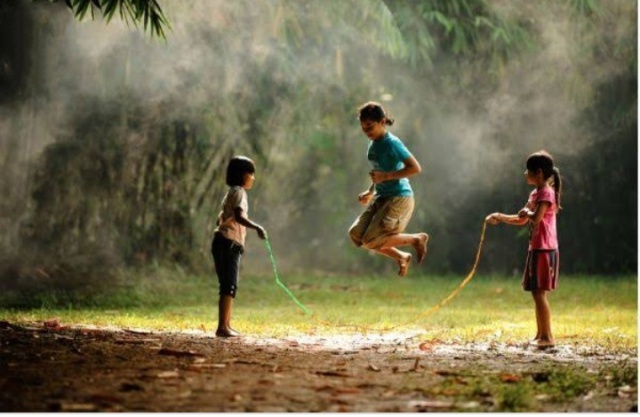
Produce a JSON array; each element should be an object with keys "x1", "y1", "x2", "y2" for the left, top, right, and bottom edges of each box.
[
  {"x1": 357, "y1": 183, "x2": 376, "y2": 206},
  {"x1": 233, "y1": 207, "x2": 267, "y2": 239},
  {"x1": 485, "y1": 212, "x2": 529, "y2": 226},
  {"x1": 518, "y1": 201, "x2": 550, "y2": 225},
  {"x1": 369, "y1": 155, "x2": 421, "y2": 183}
]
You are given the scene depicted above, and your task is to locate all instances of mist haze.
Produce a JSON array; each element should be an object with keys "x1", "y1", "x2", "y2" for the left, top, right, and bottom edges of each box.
[{"x1": 0, "y1": 0, "x2": 636, "y2": 300}]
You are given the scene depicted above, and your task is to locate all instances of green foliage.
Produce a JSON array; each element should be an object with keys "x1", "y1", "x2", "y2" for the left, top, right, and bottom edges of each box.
[
  {"x1": 382, "y1": 0, "x2": 534, "y2": 70},
  {"x1": 536, "y1": 367, "x2": 596, "y2": 401},
  {"x1": 601, "y1": 363, "x2": 638, "y2": 388},
  {"x1": 2, "y1": 0, "x2": 637, "y2": 279},
  {"x1": 496, "y1": 382, "x2": 534, "y2": 411},
  {"x1": 37, "y1": 0, "x2": 169, "y2": 38}
]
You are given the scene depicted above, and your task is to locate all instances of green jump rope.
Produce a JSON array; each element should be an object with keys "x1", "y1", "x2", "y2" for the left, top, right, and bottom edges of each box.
[{"x1": 264, "y1": 237, "x2": 312, "y2": 316}]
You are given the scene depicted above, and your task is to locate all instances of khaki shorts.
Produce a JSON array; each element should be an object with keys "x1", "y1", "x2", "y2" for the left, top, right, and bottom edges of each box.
[{"x1": 348, "y1": 196, "x2": 415, "y2": 250}]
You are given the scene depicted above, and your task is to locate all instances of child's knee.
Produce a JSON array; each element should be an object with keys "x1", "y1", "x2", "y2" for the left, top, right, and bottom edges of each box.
[
  {"x1": 348, "y1": 226, "x2": 364, "y2": 247},
  {"x1": 219, "y1": 284, "x2": 237, "y2": 298},
  {"x1": 360, "y1": 231, "x2": 385, "y2": 251}
]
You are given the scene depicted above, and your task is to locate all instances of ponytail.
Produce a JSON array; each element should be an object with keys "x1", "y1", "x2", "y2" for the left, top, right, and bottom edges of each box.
[{"x1": 552, "y1": 166, "x2": 562, "y2": 212}]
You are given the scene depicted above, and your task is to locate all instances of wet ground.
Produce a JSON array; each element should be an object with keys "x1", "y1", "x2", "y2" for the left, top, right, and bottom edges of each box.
[{"x1": 0, "y1": 320, "x2": 636, "y2": 412}]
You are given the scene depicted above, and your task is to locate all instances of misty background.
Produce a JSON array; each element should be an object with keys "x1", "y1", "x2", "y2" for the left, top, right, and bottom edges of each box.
[{"x1": 0, "y1": 0, "x2": 636, "y2": 303}]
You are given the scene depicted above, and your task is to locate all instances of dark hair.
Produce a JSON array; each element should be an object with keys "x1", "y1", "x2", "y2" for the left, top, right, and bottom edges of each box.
[
  {"x1": 526, "y1": 150, "x2": 562, "y2": 211},
  {"x1": 357, "y1": 101, "x2": 395, "y2": 126},
  {"x1": 226, "y1": 155, "x2": 256, "y2": 186}
]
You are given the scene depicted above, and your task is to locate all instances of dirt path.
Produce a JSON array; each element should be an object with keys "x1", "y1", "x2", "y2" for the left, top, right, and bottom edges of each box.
[{"x1": 0, "y1": 321, "x2": 636, "y2": 412}]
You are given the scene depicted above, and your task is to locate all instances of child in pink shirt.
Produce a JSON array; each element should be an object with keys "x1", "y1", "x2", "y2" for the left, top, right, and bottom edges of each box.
[{"x1": 486, "y1": 150, "x2": 562, "y2": 348}]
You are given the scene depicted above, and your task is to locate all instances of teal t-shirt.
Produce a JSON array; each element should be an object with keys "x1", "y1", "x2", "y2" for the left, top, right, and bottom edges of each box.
[{"x1": 367, "y1": 132, "x2": 414, "y2": 197}]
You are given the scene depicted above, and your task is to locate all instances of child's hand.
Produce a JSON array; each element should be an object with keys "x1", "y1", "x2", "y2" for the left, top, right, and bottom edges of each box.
[
  {"x1": 256, "y1": 226, "x2": 267, "y2": 240},
  {"x1": 369, "y1": 170, "x2": 388, "y2": 184},
  {"x1": 358, "y1": 191, "x2": 373, "y2": 206},
  {"x1": 517, "y1": 208, "x2": 531, "y2": 218},
  {"x1": 485, "y1": 213, "x2": 500, "y2": 225}
]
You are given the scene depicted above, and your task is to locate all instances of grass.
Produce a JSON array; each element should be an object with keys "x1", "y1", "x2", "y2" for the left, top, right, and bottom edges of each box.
[{"x1": 0, "y1": 268, "x2": 636, "y2": 352}]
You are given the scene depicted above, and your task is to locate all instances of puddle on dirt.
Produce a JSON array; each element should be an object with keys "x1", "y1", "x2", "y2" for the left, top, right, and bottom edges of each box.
[
  {"x1": 188, "y1": 330, "x2": 636, "y2": 364},
  {"x1": 37, "y1": 323, "x2": 637, "y2": 365}
]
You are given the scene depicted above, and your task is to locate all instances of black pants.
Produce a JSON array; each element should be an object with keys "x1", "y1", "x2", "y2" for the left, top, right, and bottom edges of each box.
[{"x1": 211, "y1": 233, "x2": 244, "y2": 298}]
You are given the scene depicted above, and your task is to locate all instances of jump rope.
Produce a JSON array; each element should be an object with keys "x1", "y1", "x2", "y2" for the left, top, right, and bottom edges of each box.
[{"x1": 264, "y1": 220, "x2": 488, "y2": 332}]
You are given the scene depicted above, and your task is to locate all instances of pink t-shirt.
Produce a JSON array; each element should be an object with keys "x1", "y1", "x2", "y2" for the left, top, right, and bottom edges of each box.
[{"x1": 526, "y1": 186, "x2": 558, "y2": 250}]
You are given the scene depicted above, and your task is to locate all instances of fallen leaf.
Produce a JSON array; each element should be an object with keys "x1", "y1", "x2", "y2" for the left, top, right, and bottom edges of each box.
[
  {"x1": 315, "y1": 371, "x2": 350, "y2": 378},
  {"x1": 157, "y1": 370, "x2": 180, "y2": 378},
  {"x1": 158, "y1": 348, "x2": 203, "y2": 357},
  {"x1": 186, "y1": 363, "x2": 226, "y2": 371},
  {"x1": 257, "y1": 379, "x2": 275, "y2": 386},
  {"x1": 334, "y1": 387, "x2": 360, "y2": 394},
  {"x1": 409, "y1": 400, "x2": 454, "y2": 411},
  {"x1": 434, "y1": 370, "x2": 460, "y2": 377},
  {"x1": 458, "y1": 401, "x2": 480, "y2": 409},
  {"x1": 418, "y1": 341, "x2": 433, "y2": 352},
  {"x1": 115, "y1": 338, "x2": 161, "y2": 344},
  {"x1": 120, "y1": 382, "x2": 144, "y2": 392},
  {"x1": 43, "y1": 319, "x2": 60, "y2": 329},
  {"x1": 54, "y1": 402, "x2": 97, "y2": 412},
  {"x1": 500, "y1": 373, "x2": 521, "y2": 383},
  {"x1": 618, "y1": 385, "x2": 636, "y2": 398},
  {"x1": 455, "y1": 377, "x2": 468, "y2": 385},
  {"x1": 123, "y1": 329, "x2": 150, "y2": 335},
  {"x1": 368, "y1": 364, "x2": 381, "y2": 372}
]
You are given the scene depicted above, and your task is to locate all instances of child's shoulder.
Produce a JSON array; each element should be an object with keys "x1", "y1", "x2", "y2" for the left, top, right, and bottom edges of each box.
[
  {"x1": 225, "y1": 186, "x2": 246, "y2": 198},
  {"x1": 532, "y1": 186, "x2": 555, "y2": 201}
]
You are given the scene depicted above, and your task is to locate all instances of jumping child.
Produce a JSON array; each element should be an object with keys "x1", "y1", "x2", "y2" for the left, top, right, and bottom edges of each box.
[
  {"x1": 212, "y1": 156, "x2": 266, "y2": 337},
  {"x1": 348, "y1": 101, "x2": 429, "y2": 277},
  {"x1": 485, "y1": 150, "x2": 562, "y2": 348}
]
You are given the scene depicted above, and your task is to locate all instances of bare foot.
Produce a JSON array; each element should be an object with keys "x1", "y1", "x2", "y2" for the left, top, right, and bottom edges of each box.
[
  {"x1": 533, "y1": 339, "x2": 555, "y2": 349},
  {"x1": 215, "y1": 328, "x2": 241, "y2": 338},
  {"x1": 414, "y1": 233, "x2": 429, "y2": 264},
  {"x1": 397, "y1": 253, "x2": 412, "y2": 277}
]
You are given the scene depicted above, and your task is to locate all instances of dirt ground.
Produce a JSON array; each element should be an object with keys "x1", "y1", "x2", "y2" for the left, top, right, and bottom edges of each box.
[{"x1": 0, "y1": 320, "x2": 636, "y2": 412}]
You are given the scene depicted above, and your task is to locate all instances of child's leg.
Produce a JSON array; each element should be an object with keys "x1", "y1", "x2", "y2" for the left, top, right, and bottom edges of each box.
[
  {"x1": 216, "y1": 295, "x2": 240, "y2": 337},
  {"x1": 377, "y1": 247, "x2": 412, "y2": 277},
  {"x1": 532, "y1": 290, "x2": 554, "y2": 346},
  {"x1": 211, "y1": 234, "x2": 242, "y2": 338},
  {"x1": 532, "y1": 292, "x2": 542, "y2": 341},
  {"x1": 379, "y1": 233, "x2": 430, "y2": 263}
]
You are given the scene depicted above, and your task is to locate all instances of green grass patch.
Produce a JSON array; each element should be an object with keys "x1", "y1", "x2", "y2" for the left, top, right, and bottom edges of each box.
[{"x1": 0, "y1": 268, "x2": 636, "y2": 352}]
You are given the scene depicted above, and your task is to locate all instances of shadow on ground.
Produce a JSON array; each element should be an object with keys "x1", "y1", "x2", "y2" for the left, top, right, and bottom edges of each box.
[{"x1": 0, "y1": 320, "x2": 636, "y2": 412}]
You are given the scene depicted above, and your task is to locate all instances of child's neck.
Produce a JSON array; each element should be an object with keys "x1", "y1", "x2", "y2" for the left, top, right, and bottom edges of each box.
[
  {"x1": 374, "y1": 131, "x2": 387, "y2": 141},
  {"x1": 535, "y1": 180, "x2": 549, "y2": 190}
]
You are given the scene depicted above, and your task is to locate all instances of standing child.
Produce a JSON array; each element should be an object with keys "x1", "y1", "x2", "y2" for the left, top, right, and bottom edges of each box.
[
  {"x1": 211, "y1": 156, "x2": 266, "y2": 337},
  {"x1": 485, "y1": 150, "x2": 562, "y2": 348},
  {"x1": 348, "y1": 101, "x2": 429, "y2": 277}
]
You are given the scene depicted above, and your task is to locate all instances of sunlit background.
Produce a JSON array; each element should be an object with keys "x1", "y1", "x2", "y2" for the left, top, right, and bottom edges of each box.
[{"x1": 0, "y1": 0, "x2": 636, "y2": 300}]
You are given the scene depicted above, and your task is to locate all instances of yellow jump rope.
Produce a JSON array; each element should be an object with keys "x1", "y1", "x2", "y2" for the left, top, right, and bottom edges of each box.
[{"x1": 264, "y1": 221, "x2": 488, "y2": 332}]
